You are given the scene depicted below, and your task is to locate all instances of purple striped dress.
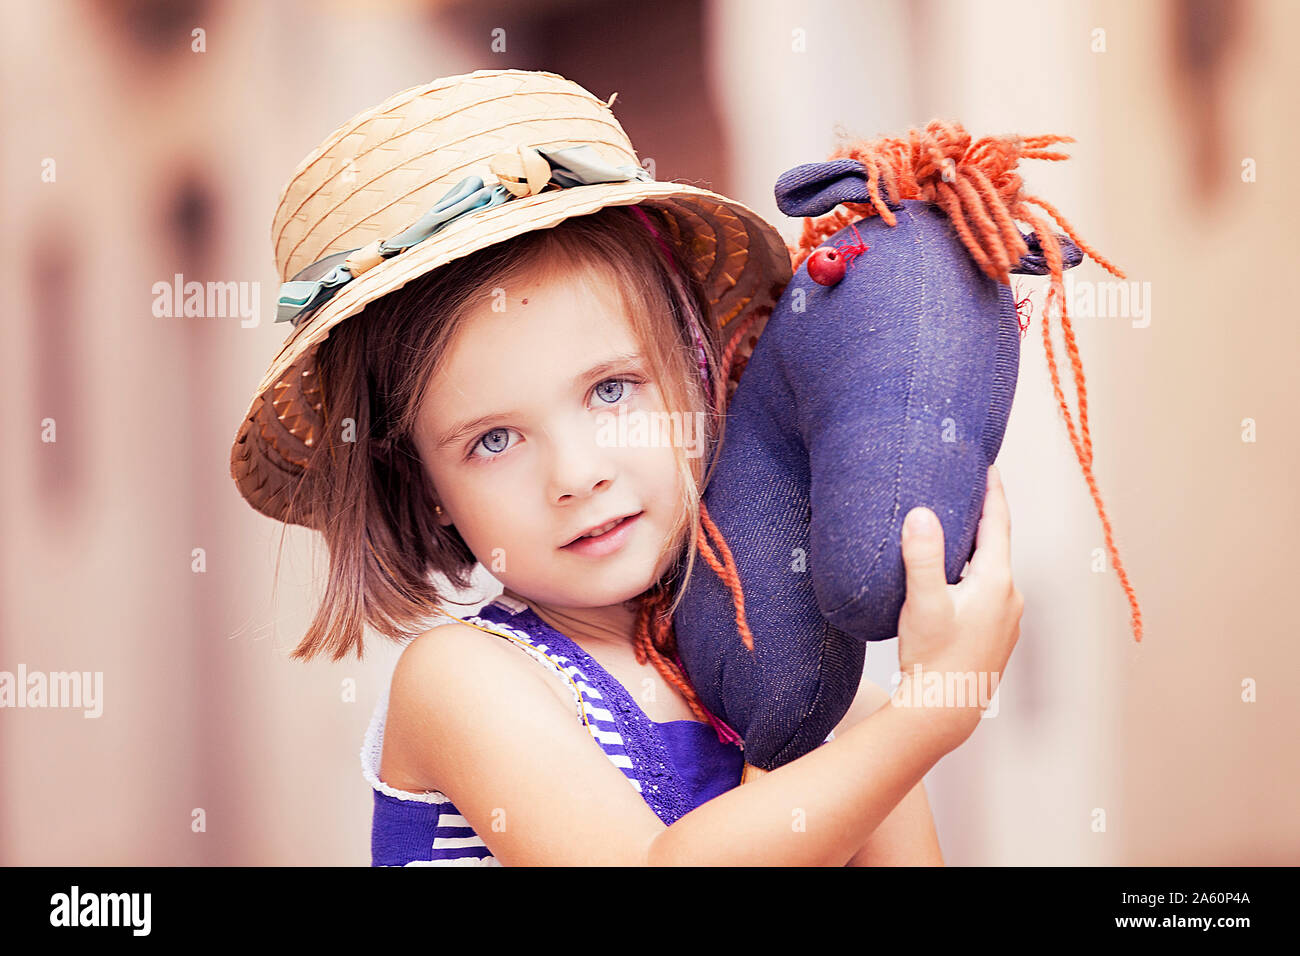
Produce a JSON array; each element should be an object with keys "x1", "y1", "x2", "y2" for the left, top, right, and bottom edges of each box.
[{"x1": 363, "y1": 592, "x2": 827, "y2": 866}]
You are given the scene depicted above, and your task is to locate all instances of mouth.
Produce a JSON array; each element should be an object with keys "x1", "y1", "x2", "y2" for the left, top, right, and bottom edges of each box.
[{"x1": 561, "y1": 511, "x2": 644, "y2": 555}]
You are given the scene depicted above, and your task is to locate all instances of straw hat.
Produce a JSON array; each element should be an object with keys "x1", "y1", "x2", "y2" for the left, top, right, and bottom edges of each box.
[{"x1": 230, "y1": 68, "x2": 792, "y2": 528}]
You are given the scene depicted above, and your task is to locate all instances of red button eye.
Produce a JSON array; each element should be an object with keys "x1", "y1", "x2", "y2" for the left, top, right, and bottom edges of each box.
[
  {"x1": 807, "y1": 246, "x2": 845, "y2": 285},
  {"x1": 806, "y1": 222, "x2": 869, "y2": 286}
]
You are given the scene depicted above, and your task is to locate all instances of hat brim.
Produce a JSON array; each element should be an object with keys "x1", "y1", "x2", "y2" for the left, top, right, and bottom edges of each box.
[{"x1": 231, "y1": 179, "x2": 792, "y2": 527}]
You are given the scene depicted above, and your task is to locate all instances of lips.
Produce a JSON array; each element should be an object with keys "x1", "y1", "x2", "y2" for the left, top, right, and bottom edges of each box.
[{"x1": 562, "y1": 510, "x2": 643, "y2": 548}]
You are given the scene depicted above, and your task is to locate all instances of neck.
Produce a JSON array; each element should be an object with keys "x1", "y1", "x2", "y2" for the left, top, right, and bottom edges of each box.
[{"x1": 500, "y1": 585, "x2": 644, "y2": 649}]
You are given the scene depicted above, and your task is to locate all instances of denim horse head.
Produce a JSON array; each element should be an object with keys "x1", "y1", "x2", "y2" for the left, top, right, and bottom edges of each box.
[{"x1": 672, "y1": 132, "x2": 1117, "y2": 771}]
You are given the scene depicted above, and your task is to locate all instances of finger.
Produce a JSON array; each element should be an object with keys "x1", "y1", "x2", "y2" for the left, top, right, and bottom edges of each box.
[
  {"x1": 901, "y1": 506, "x2": 949, "y2": 621},
  {"x1": 968, "y1": 464, "x2": 1011, "y2": 579}
]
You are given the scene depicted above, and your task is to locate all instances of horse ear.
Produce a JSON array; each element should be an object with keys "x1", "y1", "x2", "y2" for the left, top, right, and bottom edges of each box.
[
  {"x1": 774, "y1": 159, "x2": 901, "y2": 218},
  {"x1": 1011, "y1": 231, "x2": 1084, "y2": 274}
]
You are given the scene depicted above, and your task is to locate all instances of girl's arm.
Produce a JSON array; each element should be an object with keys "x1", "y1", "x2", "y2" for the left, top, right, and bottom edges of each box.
[
  {"x1": 845, "y1": 777, "x2": 942, "y2": 866},
  {"x1": 834, "y1": 677, "x2": 944, "y2": 866},
  {"x1": 650, "y1": 671, "x2": 959, "y2": 866},
  {"x1": 386, "y1": 624, "x2": 965, "y2": 867}
]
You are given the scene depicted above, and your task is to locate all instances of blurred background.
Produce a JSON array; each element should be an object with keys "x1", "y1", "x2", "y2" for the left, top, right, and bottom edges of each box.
[{"x1": 1, "y1": 0, "x2": 1295, "y2": 865}]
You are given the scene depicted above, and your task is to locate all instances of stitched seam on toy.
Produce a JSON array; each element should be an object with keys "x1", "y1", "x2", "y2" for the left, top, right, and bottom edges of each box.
[
  {"x1": 820, "y1": 202, "x2": 924, "y2": 617},
  {"x1": 768, "y1": 618, "x2": 836, "y2": 768},
  {"x1": 971, "y1": 287, "x2": 1019, "y2": 547},
  {"x1": 984, "y1": 291, "x2": 1017, "y2": 464}
]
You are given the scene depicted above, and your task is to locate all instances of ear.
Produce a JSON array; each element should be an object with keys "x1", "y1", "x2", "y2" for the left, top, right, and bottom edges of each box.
[
  {"x1": 1011, "y1": 231, "x2": 1084, "y2": 274},
  {"x1": 774, "y1": 159, "x2": 901, "y2": 219}
]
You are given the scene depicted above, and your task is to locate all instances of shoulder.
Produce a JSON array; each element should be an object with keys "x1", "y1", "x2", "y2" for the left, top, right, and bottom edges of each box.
[
  {"x1": 383, "y1": 618, "x2": 577, "y2": 789},
  {"x1": 393, "y1": 616, "x2": 506, "y2": 677},
  {"x1": 388, "y1": 617, "x2": 550, "y2": 723},
  {"x1": 391, "y1": 616, "x2": 579, "y2": 718}
]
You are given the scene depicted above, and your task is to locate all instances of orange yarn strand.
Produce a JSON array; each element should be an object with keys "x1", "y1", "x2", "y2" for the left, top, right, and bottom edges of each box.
[
  {"x1": 1021, "y1": 211, "x2": 1095, "y2": 470},
  {"x1": 1023, "y1": 194, "x2": 1126, "y2": 280},
  {"x1": 632, "y1": 585, "x2": 714, "y2": 725},
  {"x1": 720, "y1": 307, "x2": 762, "y2": 386},
  {"x1": 1021, "y1": 209, "x2": 1143, "y2": 641},
  {"x1": 695, "y1": 501, "x2": 757, "y2": 654}
]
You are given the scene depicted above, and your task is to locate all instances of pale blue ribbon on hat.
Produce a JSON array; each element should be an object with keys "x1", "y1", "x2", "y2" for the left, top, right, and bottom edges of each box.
[{"x1": 276, "y1": 145, "x2": 653, "y2": 327}]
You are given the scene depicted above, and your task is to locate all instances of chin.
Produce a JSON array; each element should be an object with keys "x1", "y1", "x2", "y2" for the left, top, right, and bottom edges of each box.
[
  {"x1": 552, "y1": 564, "x2": 661, "y2": 610},
  {"x1": 590, "y1": 578, "x2": 658, "y2": 609}
]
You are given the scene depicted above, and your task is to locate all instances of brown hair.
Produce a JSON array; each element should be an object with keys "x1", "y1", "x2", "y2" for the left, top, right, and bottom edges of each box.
[{"x1": 281, "y1": 204, "x2": 733, "y2": 721}]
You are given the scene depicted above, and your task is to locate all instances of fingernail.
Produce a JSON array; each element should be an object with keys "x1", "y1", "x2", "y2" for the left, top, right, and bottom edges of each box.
[{"x1": 904, "y1": 508, "x2": 937, "y2": 539}]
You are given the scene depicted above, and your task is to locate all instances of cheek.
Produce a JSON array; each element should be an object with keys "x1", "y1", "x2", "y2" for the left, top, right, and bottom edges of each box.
[
  {"x1": 422, "y1": 458, "x2": 487, "y2": 529},
  {"x1": 643, "y1": 447, "x2": 688, "y2": 521},
  {"x1": 437, "y1": 467, "x2": 536, "y2": 543}
]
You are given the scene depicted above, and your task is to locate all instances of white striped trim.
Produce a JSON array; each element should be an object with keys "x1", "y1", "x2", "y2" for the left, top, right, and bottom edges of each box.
[
  {"x1": 432, "y1": 835, "x2": 487, "y2": 850},
  {"x1": 360, "y1": 685, "x2": 455, "y2": 805},
  {"x1": 402, "y1": 856, "x2": 502, "y2": 867},
  {"x1": 590, "y1": 726, "x2": 626, "y2": 746},
  {"x1": 582, "y1": 701, "x2": 616, "y2": 723}
]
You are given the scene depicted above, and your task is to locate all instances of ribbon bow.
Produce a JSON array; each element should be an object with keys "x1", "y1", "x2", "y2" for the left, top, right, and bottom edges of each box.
[{"x1": 276, "y1": 144, "x2": 653, "y2": 327}]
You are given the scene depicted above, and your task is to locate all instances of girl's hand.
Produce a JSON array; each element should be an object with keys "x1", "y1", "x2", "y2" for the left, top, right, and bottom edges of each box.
[{"x1": 893, "y1": 464, "x2": 1023, "y2": 749}]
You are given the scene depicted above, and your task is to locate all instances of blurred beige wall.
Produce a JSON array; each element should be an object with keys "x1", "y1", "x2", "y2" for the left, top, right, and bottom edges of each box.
[{"x1": 1, "y1": 0, "x2": 1294, "y2": 865}]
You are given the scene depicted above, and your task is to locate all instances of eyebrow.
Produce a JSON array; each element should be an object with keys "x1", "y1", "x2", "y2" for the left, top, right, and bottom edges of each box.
[{"x1": 435, "y1": 352, "x2": 648, "y2": 448}]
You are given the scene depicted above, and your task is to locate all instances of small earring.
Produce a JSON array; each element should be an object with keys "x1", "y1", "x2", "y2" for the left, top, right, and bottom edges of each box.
[{"x1": 435, "y1": 504, "x2": 443, "y2": 517}]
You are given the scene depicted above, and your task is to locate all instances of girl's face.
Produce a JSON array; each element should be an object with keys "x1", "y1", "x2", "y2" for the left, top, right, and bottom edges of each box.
[{"x1": 413, "y1": 264, "x2": 686, "y2": 610}]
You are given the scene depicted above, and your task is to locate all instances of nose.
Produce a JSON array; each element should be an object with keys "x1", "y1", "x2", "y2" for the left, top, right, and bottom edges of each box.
[{"x1": 545, "y1": 421, "x2": 616, "y2": 505}]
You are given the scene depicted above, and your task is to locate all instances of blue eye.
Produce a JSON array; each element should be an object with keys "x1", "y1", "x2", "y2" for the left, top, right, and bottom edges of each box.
[
  {"x1": 594, "y1": 377, "x2": 640, "y2": 405},
  {"x1": 469, "y1": 426, "x2": 515, "y2": 461}
]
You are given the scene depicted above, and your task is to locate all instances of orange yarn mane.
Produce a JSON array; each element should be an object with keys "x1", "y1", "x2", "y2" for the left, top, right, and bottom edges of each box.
[{"x1": 636, "y1": 120, "x2": 1143, "y2": 731}]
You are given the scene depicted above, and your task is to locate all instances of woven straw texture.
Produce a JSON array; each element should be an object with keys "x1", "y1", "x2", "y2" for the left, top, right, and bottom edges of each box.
[{"x1": 231, "y1": 69, "x2": 791, "y2": 527}]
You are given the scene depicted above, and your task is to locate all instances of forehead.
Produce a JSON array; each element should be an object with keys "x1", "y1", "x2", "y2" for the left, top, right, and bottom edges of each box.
[{"x1": 423, "y1": 264, "x2": 642, "y2": 408}]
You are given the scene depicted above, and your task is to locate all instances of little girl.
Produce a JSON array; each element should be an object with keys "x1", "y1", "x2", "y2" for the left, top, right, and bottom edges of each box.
[{"x1": 230, "y1": 70, "x2": 1023, "y2": 866}]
